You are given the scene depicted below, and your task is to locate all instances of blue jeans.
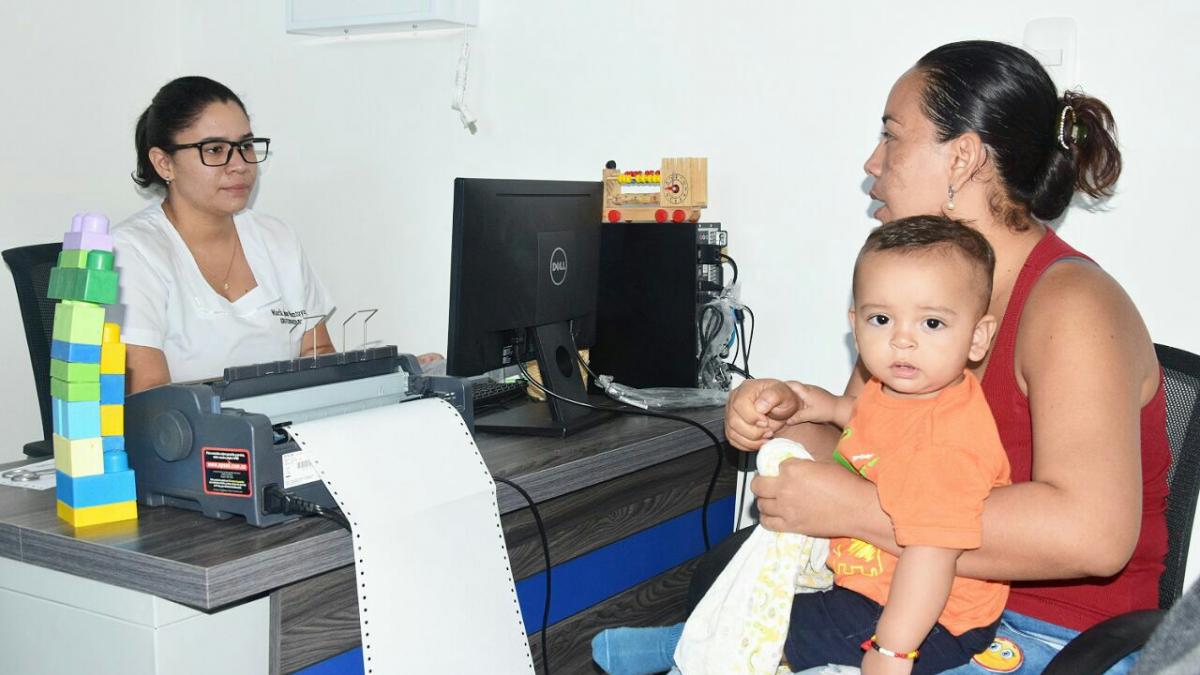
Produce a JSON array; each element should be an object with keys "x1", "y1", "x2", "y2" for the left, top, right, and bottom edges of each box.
[
  {"x1": 937, "y1": 609, "x2": 1138, "y2": 674},
  {"x1": 790, "y1": 609, "x2": 1141, "y2": 675}
]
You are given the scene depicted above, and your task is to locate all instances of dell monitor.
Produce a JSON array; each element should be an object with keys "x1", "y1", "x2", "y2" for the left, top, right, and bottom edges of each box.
[{"x1": 447, "y1": 178, "x2": 610, "y2": 436}]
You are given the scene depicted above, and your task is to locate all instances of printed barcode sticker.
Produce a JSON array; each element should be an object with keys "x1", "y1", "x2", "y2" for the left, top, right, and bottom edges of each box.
[{"x1": 281, "y1": 449, "x2": 321, "y2": 489}]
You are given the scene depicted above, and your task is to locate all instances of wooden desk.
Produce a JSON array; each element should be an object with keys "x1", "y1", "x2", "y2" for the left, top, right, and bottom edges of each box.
[{"x1": 0, "y1": 406, "x2": 735, "y2": 674}]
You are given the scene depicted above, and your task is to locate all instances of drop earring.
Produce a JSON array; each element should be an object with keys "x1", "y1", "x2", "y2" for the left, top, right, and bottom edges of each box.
[{"x1": 946, "y1": 186, "x2": 956, "y2": 211}]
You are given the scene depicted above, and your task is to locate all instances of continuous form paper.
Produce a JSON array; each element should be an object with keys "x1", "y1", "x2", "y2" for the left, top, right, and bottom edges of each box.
[{"x1": 287, "y1": 398, "x2": 533, "y2": 674}]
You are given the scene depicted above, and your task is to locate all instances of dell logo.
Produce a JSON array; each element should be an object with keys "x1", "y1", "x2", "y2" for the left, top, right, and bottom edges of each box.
[{"x1": 550, "y1": 247, "x2": 568, "y2": 286}]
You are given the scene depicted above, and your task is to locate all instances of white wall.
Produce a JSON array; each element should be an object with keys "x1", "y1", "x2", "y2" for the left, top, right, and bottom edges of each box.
[
  {"x1": 2, "y1": 1, "x2": 1197, "y2": 461},
  {"x1": 0, "y1": 1, "x2": 181, "y2": 460}
]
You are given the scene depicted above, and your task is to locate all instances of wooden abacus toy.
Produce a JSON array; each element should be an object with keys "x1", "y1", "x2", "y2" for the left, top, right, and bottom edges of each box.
[{"x1": 602, "y1": 157, "x2": 707, "y2": 223}]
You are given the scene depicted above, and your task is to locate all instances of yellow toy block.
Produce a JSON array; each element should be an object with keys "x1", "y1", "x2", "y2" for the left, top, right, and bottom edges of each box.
[
  {"x1": 100, "y1": 322, "x2": 126, "y2": 375},
  {"x1": 57, "y1": 500, "x2": 137, "y2": 527},
  {"x1": 53, "y1": 434, "x2": 104, "y2": 477},
  {"x1": 100, "y1": 404, "x2": 124, "y2": 437}
]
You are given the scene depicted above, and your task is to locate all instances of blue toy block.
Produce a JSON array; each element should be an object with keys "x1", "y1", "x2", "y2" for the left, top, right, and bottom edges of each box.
[
  {"x1": 56, "y1": 470, "x2": 136, "y2": 509},
  {"x1": 50, "y1": 340, "x2": 101, "y2": 364},
  {"x1": 51, "y1": 397, "x2": 101, "y2": 439},
  {"x1": 103, "y1": 450, "x2": 129, "y2": 473},
  {"x1": 102, "y1": 435, "x2": 125, "y2": 452},
  {"x1": 100, "y1": 374, "x2": 125, "y2": 405}
]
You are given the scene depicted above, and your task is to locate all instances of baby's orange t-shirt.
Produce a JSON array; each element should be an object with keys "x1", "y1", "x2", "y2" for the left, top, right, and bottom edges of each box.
[{"x1": 827, "y1": 371, "x2": 1011, "y2": 635}]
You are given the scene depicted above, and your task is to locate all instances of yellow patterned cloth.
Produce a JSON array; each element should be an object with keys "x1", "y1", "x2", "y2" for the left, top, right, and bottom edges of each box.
[{"x1": 674, "y1": 438, "x2": 834, "y2": 675}]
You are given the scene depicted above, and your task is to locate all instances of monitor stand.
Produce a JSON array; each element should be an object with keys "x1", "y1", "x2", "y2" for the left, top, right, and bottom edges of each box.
[{"x1": 474, "y1": 322, "x2": 612, "y2": 437}]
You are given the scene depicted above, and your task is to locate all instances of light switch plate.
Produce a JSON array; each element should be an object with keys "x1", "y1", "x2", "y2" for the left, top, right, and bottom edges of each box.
[{"x1": 1024, "y1": 17, "x2": 1078, "y2": 92}]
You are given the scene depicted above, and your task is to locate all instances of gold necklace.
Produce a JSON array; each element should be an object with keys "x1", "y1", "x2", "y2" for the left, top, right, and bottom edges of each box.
[
  {"x1": 184, "y1": 232, "x2": 240, "y2": 293},
  {"x1": 221, "y1": 235, "x2": 241, "y2": 291},
  {"x1": 162, "y1": 202, "x2": 242, "y2": 295}
]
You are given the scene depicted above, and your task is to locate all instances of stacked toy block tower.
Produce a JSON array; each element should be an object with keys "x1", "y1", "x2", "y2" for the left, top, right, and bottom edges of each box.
[{"x1": 47, "y1": 213, "x2": 136, "y2": 527}]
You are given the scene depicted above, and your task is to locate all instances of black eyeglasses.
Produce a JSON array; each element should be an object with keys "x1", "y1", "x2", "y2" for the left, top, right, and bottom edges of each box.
[{"x1": 163, "y1": 137, "x2": 271, "y2": 167}]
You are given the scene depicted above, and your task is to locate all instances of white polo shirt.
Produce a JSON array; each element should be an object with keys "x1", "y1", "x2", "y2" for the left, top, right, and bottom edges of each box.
[{"x1": 109, "y1": 202, "x2": 334, "y2": 383}]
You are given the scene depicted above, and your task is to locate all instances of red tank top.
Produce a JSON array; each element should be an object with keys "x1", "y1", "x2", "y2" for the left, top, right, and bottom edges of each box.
[{"x1": 981, "y1": 228, "x2": 1170, "y2": 631}]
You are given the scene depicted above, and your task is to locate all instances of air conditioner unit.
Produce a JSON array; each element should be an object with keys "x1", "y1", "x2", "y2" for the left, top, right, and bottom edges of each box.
[{"x1": 285, "y1": 0, "x2": 478, "y2": 36}]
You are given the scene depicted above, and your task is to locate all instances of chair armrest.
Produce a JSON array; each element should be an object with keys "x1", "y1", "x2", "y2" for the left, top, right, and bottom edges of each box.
[{"x1": 1042, "y1": 609, "x2": 1164, "y2": 675}]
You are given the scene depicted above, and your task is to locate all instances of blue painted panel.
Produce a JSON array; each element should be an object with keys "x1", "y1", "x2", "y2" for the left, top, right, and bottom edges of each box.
[
  {"x1": 293, "y1": 647, "x2": 363, "y2": 675},
  {"x1": 516, "y1": 495, "x2": 734, "y2": 633},
  {"x1": 294, "y1": 497, "x2": 736, "y2": 674}
]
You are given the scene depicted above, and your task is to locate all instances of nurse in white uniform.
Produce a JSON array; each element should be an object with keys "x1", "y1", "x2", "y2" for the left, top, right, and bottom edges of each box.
[{"x1": 115, "y1": 76, "x2": 336, "y2": 392}]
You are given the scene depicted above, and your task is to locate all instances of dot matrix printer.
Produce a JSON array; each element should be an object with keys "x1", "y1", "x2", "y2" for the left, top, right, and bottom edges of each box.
[{"x1": 124, "y1": 346, "x2": 470, "y2": 527}]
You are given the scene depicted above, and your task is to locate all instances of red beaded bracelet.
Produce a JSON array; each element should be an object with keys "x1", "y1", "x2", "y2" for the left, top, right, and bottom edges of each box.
[{"x1": 860, "y1": 635, "x2": 919, "y2": 660}]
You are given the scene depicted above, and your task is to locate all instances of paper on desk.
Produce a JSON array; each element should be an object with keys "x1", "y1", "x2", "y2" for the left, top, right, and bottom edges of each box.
[
  {"x1": 286, "y1": 398, "x2": 533, "y2": 673},
  {"x1": 0, "y1": 458, "x2": 57, "y2": 491}
]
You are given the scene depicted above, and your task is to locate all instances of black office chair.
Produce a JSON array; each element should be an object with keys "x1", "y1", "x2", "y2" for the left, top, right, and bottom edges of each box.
[
  {"x1": 2, "y1": 242, "x2": 63, "y2": 458},
  {"x1": 1044, "y1": 343, "x2": 1200, "y2": 673}
]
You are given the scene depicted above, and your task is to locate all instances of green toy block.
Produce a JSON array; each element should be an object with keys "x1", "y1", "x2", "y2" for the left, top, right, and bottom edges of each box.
[
  {"x1": 47, "y1": 267, "x2": 118, "y2": 305},
  {"x1": 52, "y1": 300, "x2": 105, "y2": 344},
  {"x1": 87, "y1": 250, "x2": 114, "y2": 271},
  {"x1": 79, "y1": 268, "x2": 117, "y2": 304},
  {"x1": 58, "y1": 249, "x2": 91, "y2": 269},
  {"x1": 51, "y1": 377, "x2": 100, "y2": 402},
  {"x1": 51, "y1": 358, "x2": 101, "y2": 383},
  {"x1": 47, "y1": 268, "x2": 68, "y2": 299}
]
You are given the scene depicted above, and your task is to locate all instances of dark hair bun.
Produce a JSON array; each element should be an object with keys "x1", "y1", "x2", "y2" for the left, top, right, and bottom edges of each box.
[
  {"x1": 917, "y1": 41, "x2": 1122, "y2": 227},
  {"x1": 1062, "y1": 91, "x2": 1121, "y2": 198}
]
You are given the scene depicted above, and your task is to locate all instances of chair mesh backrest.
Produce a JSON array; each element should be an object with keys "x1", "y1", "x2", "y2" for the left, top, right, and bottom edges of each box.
[
  {"x1": 1155, "y1": 343, "x2": 1200, "y2": 608},
  {"x1": 1, "y1": 243, "x2": 63, "y2": 442}
]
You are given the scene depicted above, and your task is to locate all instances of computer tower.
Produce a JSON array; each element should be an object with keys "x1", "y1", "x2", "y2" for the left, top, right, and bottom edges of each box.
[{"x1": 590, "y1": 222, "x2": 726, "y2": 389}]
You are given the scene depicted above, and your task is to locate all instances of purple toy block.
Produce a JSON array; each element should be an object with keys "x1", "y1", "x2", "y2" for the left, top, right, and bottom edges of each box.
[{"x1": 63, "y1": 212, "x2": 113, "y2": 252}]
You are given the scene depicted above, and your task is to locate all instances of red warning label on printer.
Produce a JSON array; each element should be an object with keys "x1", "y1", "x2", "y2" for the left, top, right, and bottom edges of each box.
[{"x1": 203, "y1": 447, "x2": 252, "y2": 498}]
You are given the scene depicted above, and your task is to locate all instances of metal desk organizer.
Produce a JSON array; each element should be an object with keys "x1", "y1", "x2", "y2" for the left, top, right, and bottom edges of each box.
[{"x1": 125, "y1": 346, "x2": 471, "y2": 527}]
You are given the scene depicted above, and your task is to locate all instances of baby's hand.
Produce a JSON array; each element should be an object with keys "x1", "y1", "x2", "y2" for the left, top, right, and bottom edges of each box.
[
  {"x1": 752, "y1": 380, "x2": 804, "y2": 427},
  {"x1": 781, "y1": 381, "x2": 840, "y2": 425},
  {"x1": 725, "y1": 379, "x2": 800, "y2": 450}
]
